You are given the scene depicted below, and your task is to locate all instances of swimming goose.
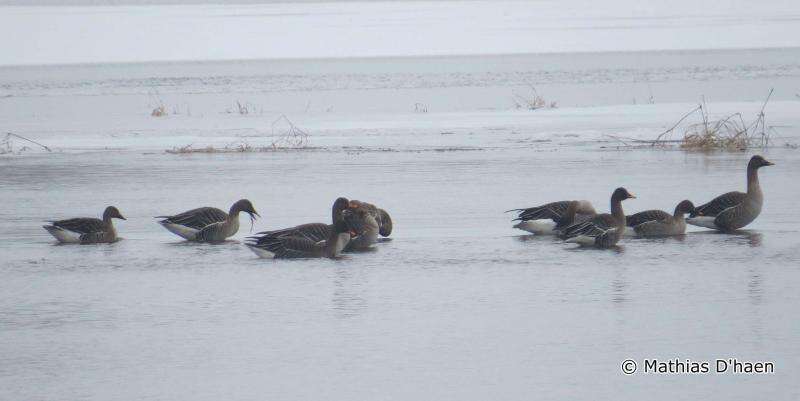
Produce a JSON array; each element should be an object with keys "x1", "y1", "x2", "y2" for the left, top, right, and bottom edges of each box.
[
  {"x1": 247, "y1": 197, "x2": 350, "y2": 243},
  {"x1": 156, "y1": 199, "x2": 259, "y2": 242},
  {"x1": 625, "y1": 200, "x2": 695, "y2": 237},
  {"x1": 43, "y1": 206, "x2": 126, "y2": 244},
  {"x1": 560, "y1": 188, "x2": 635, "y2": 248},
  {"x1": 687, "y1": 155, "x2": 773, "y2": 232},
  {"x1": 346, "y1": 200, "x2": 393, "y2": 237},
  {"x1": 508, "y1": 200, "x2": 596, "y2": 235},
  {"x1": 344, "y1": 200, "x2": 381, "y2": 251},
  {"x1": 245, "y1": 197, "x2": 352, "y2": 259}
]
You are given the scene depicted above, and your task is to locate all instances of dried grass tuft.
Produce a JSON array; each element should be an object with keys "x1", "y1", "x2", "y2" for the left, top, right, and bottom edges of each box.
[
  {"x1": 652, "y1": 89, "x2": 774, "y2": 152},
  {"x1": 512, "y1": 84, "x2": 557, "y2": 110},
  {"x1": 166, "y1": 115, "x2": 310, "y2": 154}
]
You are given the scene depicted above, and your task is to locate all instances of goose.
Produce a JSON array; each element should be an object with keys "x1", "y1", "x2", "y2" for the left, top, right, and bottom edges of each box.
[
  {"x1": 344, "y1": 200, "x2": 381, "y2": 250},
  {"x1": 687, "y1": 155, "x2": 773, "y2": 232},
  {"x1": 507, "y1": 200, "x2": 596, "y2": 235},
  {"x1": 156, "y1": 199, "x2": 259, "y2": 242},
  {"x1": 258, "y1": 199, "x2": 386, "y2": 252},
  {"x1": 625, "y1": 200, "x2": 695, "y2": 237},
  {"x1": 347, "y1": 199, "x2": 393, "y2": 238},
  {"x1": 245, "y1": 197, "x2": 352, "y2": 259},
  {"x1": 560, "y1": 188, "x2": 635, "y2": 248},
  {"x1": 43, "y1": 206, "x2": 126, "y2": 244}
]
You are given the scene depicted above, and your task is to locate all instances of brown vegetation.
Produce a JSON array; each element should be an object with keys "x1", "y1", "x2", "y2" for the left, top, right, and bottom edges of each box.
[{"x1": 166, "y1": 115, "x2": 310, "y2": 154}]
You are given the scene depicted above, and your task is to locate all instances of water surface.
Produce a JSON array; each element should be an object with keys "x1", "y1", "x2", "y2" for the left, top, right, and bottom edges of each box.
[{"x1": 1, "y1": 147, "x2": 798, "y2": 400}]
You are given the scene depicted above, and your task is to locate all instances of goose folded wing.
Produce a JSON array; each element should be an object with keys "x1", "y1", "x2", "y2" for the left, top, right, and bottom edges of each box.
[
  {"x1": 255, "y1": 223, "x2": 331, "y2": 243},
  {"x1": 626, "y1": 210, "x2": 671, "y2": 227},
  {"x1": 247, "y1": 235, "x2": 320, "y2": 258},
  {"x1": 511, "y1": 201, "x2": 571, "y2": 222},
  {"x1": 159, "y1": 207, "x2": 227, "y2": 230},
  {"x1": 52, "y1": 218, "x2": 105, "y2": 234},
  {"x1": 692, "y1": 192, "x2": 746, "y2": 217},
  {"x1": 561, "y1": 214, "x2": 616, "y2": 239}
]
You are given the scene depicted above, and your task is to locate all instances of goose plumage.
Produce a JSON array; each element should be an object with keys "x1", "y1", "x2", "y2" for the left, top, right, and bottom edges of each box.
[
  {"x1": 156, "y1": 199, "x2": 259, "y2": 242},
  {"x1": 508, "y1": 200, "x2": 596, "y2": 235},
  {"x1": 626, "y1": 200, "x2": 695, "y2": 237},
  {"x1": 245, "y1": 197, "x2": 352, "y2": 259},
  {"x1": 43, "y1": 206, "x2": 126, "y2": 244},
  {"x1": 344, "y1": 200, "x2": 382, "y2": 251},
  {"x1": 687, "y1": 155, "x2": 773, "y2": 232},
  {"x1": 561, "y1": 188, "x2": 635, "y2": 248}
]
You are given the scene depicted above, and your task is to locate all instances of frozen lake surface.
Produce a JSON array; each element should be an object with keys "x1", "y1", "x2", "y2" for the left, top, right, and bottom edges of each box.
[{"x1": 2, "y1": 6, "x2": 800, "y2": 398}]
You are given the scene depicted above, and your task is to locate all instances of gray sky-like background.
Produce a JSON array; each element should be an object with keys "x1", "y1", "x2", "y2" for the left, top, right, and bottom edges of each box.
[{"x1": 0, "y1": 0, "x2": 397, "y2": 4}]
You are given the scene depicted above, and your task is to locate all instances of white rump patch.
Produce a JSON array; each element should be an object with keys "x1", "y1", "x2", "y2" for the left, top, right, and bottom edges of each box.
[
  {"x1": 246, "y1": 245, "x2": 276, "y2": 259},
  {"x1": 44, "y1": 226, "x2": 81, "y2": 243},
  {"x1": 565, "y1": 235, "x2": 596, "y2": 246},
  {"x1": 159, "y1": 222, "x2": 199, "y2": 240},
  {"x1": 513, "y1": 220, "x2": 557, "y2": 235}
]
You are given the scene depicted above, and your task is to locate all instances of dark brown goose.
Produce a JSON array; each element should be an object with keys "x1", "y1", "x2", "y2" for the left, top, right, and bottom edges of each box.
[
  {"x1": 346, "y1": 199, "x2": 394, "y2": 246},
  {"x1": 507, "y1": 200, "x2": 596, "y2": 235},
  {"x1": 687, "y1": 155, "x2": 773, "y2": 232},
  {"x1": 245, "y1": 198, "x2": 352, "y2": 259},
  {"x1": 342, "y1": 200, "x2": 381, "y2": 250},
  {"x1": 254, "y1": 199, "x2": 388, "y2": 252},
  {"x1": 560, "y1": 188, "x2": 635, "y2": 248},
  {"x1": 43, "y1": 206, "x2": 126, "y2": 244},
  {"x1": 345, "y1": 200, "x2": 392, "y2": 238},
  {"x1": 625, "y1": 200, "x2": 695, "y2": 237},
  {"x1": 156, "y1": 199, "x2": 259, "y2": 242}
]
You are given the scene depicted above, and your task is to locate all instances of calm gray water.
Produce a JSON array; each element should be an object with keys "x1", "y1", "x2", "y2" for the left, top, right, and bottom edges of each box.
[{"x1": 1, "y1": 147, "x2": 799, "y2": 400}]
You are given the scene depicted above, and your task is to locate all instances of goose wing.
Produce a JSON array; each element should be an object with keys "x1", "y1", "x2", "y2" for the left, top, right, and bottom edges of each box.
[
  {"x1": 157, "y1": 207, "x2": 227, "y2": 230},
  {"x1": 51, "y1": 217, "x2": 105, "y2": 234},
  {"x1": 256, "y1": 223, "x2": 332, "y2": 243},
  {"x1": 509, "y1": 201, "x2": 571, "y2": 222},
  {"x1": 561, "y1": 213, "x2": 616, "y2": 239},
  {"x1": 692, "y1": 191, "x2": 746, "y2": 217},
  {"x1": 626, "y1": 210, "x2": 671, "y2": 227},
  {"x1": 246, "y1": 235, "x2": 321, "y2": 258}
]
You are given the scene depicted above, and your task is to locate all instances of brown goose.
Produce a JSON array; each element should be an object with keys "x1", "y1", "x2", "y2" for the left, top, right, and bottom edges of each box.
[
  {"x1": 347, "y1": 200, "x2": 393, "y2": 238},
  {"x1": 560, "y1": 188, "x2": 635, "y2": 248},
  {"x1": 43, "y1": 206, "x2": 126, "y2": 244},
  {"x1": 625, "y1": 200, "x2": 695, "y2": 237},
  {"x1": 687, "y1": 155, "x2": 773, "y2": 232},
  {"x1": 343, "y1": 200, "x2": 381, "y2": 250},
  {"x1": 245, "y1": 197, "x2": 352, "y2": 259},
  {"x1": 507, "y1": 200, "x2": 596, "y2": 235},
  {"x1": 256, "y1": 199, "x2": 388, "y2": 252},
  {"x1": 156, "y1": 199, "x2": 259, "y2": 242}
]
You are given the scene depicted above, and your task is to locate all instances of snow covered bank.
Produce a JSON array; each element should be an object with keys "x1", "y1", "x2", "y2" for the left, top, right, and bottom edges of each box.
[{"x1": 2, "y1": 0, "x2": 800, "y2": 65}]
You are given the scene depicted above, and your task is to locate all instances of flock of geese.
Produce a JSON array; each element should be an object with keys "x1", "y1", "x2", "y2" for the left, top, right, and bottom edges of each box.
[
  {"x1": 508, "y1": 155, "x2": 773, "y2": 248},
  {"x1": 43, "y1": 198, "x2": 393, "y2": 259},
  {"x1": 42, "y1": 155, "x2": 772, "y2": 255}
]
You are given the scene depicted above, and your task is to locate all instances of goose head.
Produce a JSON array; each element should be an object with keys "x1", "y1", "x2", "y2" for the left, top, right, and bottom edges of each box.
[
  {"x1": 749, "y1": 155, "x2": 774, "y2": 169},
  {"x1": 230, "y1": 199, "x2": 260, "y2": 219},
  {"x1": 674, "y1": 200, "x2": 695, "y2": 217},
  {"x1": 103, "y1": 206, "x2": 126, "y2": 221},
  {"x1": 611, "y1": 187, "x2": 636, "y2": 202},
  {"x1": 331, "y1": 197, "x2": 350, "y2": 222}
]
